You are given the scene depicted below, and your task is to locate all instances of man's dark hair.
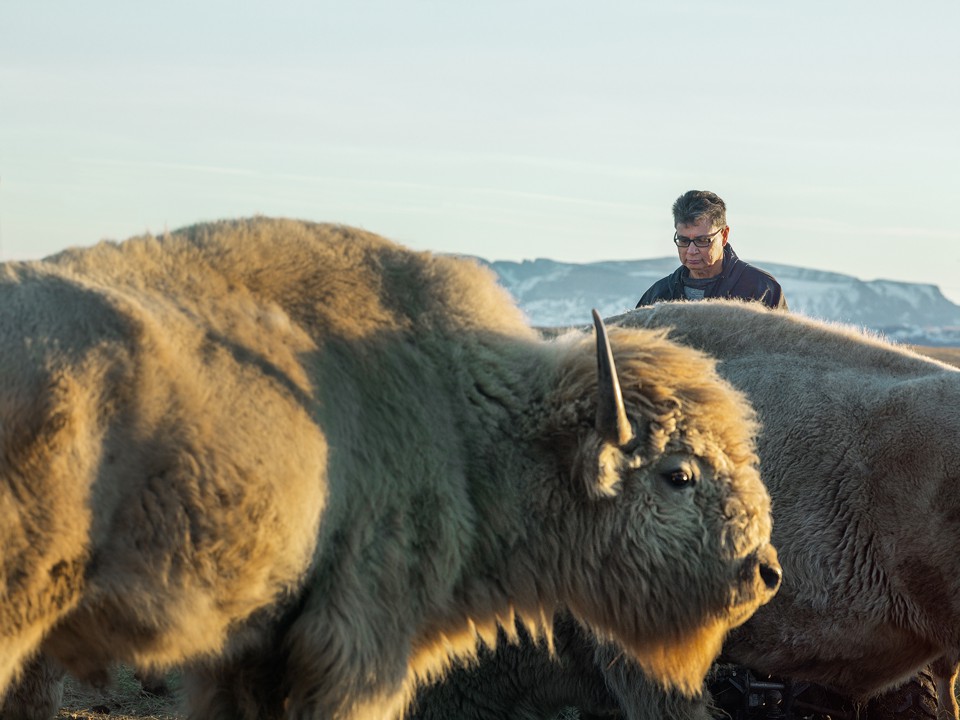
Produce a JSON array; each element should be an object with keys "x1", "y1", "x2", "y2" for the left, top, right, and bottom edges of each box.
[{"x1": 672, "y1": 190, "x2": 727, "y2": 229}]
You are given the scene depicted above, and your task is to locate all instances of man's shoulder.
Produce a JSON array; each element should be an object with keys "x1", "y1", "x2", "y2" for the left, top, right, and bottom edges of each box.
[
  {"x1": 726, "y1": 260, "x2": 787, "y2": 309},
  {"x1": 738, "y1": 260, "x2": 782, "y2": 288}
]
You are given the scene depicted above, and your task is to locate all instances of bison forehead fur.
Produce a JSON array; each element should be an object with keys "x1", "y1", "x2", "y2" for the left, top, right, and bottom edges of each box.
[{"x1": 0, "y1": 219, "x2": 776, "y2": 719}]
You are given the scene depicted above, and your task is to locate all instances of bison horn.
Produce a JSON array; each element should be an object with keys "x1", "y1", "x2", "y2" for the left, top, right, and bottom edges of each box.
[{"x1": 592, "y1": 309, "x2": 634, "y2": 447}]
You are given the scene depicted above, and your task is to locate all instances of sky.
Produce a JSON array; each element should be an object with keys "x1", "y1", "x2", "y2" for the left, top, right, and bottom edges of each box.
[{"x1": 3, "y1": 1, "x2": 959, "y2": 302}]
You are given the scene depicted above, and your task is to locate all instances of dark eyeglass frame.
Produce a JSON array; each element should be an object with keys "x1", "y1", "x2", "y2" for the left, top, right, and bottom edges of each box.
[{"x1": 673, "y1": 226, "x2": 725, "y2": 248}]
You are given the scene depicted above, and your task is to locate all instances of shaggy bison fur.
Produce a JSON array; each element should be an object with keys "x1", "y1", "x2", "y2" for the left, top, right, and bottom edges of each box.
[
  {"x1": 414, "y1": 300, "x2": 960, "y2": 719},
  {"x1": 0, "y1": 221, "x2": 779, "y2": 719}
]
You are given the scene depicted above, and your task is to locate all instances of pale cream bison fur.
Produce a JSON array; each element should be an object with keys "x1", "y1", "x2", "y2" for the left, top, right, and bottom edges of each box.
[
  {"x1": 0, "y1": 220, "x2": 779, "y2": 719},
  {"x1": 620, "y1": 300, "x2": 960, "y2": 719},
  {"x1": 414, "y1": 299, "x2": 960, "y2": 719}
]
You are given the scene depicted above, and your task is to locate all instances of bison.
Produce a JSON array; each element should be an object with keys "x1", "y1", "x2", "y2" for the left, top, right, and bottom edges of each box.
[
  {"x1": 0, "y1": 220, "x2": 779, "y2": 719},
  {"x1": 620, "y1": 300, "x2": 960, "y2": 717},
  {"x1": 413, "y1": 299, "x2": 960, "y2": 718}
]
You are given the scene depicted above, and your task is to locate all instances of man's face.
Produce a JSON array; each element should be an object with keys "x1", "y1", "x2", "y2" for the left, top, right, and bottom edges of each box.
[{"x1": 676, "y1": 217, "x2": 728, "y2": 279}]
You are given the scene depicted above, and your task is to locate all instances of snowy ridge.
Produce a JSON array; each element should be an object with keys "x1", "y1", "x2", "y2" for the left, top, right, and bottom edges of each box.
[{"x1": 478, "y1": 257, "x2": 960, "y2": 346}]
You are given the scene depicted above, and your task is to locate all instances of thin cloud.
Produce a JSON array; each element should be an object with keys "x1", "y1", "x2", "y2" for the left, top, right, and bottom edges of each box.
[{"x1": 72, "y1": 157, "x2": 259, "y2": 177}]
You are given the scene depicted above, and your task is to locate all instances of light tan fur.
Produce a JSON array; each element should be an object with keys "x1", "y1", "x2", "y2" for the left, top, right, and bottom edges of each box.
[
  {"x1": 619, "y1": 300, "x2": 960, "y2": 711},
  {"x1": 0, "y1": 220, "x2": 777, "y2": 719},
  {"x1": 416, "y1": 300, "x2": 960, "y2": 719}
]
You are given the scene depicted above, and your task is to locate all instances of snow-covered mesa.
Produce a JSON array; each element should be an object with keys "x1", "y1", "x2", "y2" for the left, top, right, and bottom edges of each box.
[{"x1": 479, "y1": 257, "x2": 960, "y2": 347}]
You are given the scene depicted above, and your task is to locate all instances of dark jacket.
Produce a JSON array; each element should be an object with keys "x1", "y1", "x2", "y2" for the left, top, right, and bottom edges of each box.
[{"x1": 635, "y1": 243, "x2": 787, "y2": 310}]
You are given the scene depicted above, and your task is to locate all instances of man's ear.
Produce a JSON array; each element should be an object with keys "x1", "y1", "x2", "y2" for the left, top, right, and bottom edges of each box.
[{"x1": 721, "y1": 226, "x2": 730, "y2": 246}]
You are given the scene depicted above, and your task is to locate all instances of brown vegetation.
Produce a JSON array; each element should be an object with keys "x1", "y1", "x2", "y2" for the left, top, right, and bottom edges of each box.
[
  {"x1": 58, "y1": 668, "x2": 180, "y2": 720},
  {"x1": 912, "y1": 345, "x2": 960, "y2": 368}
]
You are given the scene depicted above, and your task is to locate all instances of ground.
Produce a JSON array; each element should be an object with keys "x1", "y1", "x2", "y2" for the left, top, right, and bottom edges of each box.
[{"x1": 57, "y1": 667, "x2": 181, "y2": 720}]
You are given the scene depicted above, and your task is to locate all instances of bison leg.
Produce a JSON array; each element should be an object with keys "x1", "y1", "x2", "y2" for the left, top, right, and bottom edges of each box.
[
  {"x1": 183, "y1": 651, "x2": 286, "y2": 720},
  {"x1": 409, "y1": 614, "x2": 625, "y2": 719},
  {"x1": 931, "y1": 654, "x2": 959, "y2": 720},
  {"x1": 410, "y1": 618, "x2": 614, "y2": 720},
  {"x1": 0, "y1": 653, "x2": 65, "y2": 720},
  {"x1": 864, "y1": 667, "x2": 939, "y2": 720},
  {"x1": 133, "y1": 668, "x2": 171, "y2": 696}
]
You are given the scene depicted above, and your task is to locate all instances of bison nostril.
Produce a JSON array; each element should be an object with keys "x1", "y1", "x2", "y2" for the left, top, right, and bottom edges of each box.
[{"x1": 759, "y1": 562, "x2": 782, "y2": 591}]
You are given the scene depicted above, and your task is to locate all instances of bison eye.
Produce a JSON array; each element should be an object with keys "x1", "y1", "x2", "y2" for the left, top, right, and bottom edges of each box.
[{"x1": 663, "y1": 469, "x2": 694, "y2": 488}]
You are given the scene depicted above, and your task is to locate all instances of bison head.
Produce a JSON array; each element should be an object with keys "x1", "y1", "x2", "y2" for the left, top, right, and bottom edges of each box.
[{"x1": 532, "y1": 311, "x2": 780, "y2": 696}]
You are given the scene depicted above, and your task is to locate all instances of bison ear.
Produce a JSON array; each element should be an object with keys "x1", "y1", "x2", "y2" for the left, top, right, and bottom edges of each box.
[{"x1": 593, "y1": 309, "x2": 634, "y2": 448}]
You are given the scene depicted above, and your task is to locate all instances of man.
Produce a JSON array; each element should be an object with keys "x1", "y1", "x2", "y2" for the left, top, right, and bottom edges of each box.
[{"x1": 636, "y1": 190, "x2": 787, "y2": 309}]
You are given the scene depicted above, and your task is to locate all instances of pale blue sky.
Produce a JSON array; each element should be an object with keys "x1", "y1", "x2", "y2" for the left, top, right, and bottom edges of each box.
[{"x1": 3, "y1": 1, "x2": 959, "y2": 301}]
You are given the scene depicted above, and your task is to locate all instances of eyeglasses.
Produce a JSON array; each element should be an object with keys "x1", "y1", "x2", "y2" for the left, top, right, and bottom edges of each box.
[{"x1": 673, "y1": 227, "x2": 725, "y2": 248}]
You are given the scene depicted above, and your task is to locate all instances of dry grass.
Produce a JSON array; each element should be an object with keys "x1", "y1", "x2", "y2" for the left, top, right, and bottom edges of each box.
[
  {"x1": 912, "y1": 344, "x2": 960, "y2": 368},
  {"x1": 57, "y1": 667, "x2": 182, "y2": 720},
  {"x1": 56, "y1": 667, "x2": 581, "y2": 719}
]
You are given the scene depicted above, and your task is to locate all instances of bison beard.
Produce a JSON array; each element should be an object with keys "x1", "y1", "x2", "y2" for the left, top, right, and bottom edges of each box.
[{"x1": 0, "y1": 219, "x2": 778, "y2": 719}]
